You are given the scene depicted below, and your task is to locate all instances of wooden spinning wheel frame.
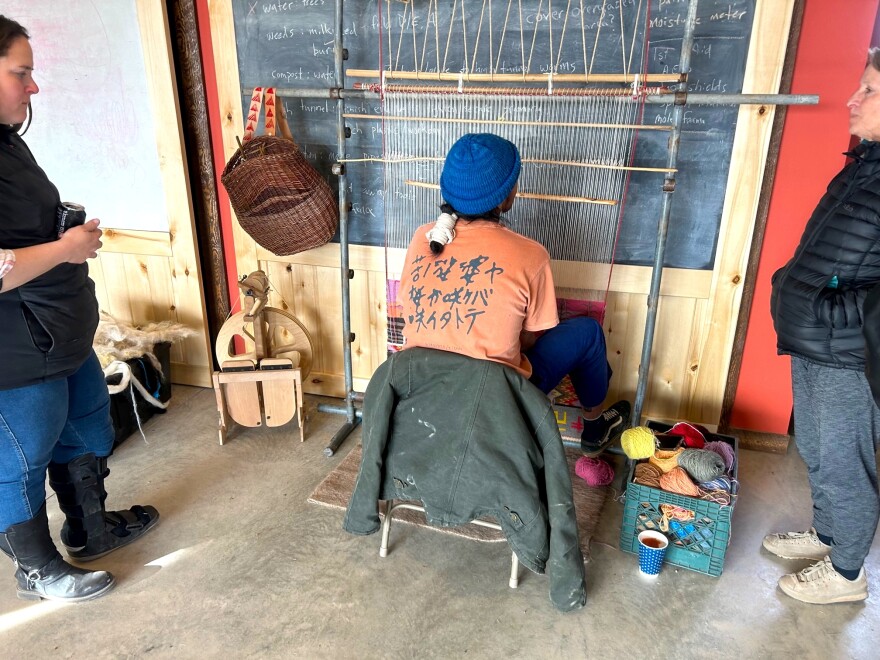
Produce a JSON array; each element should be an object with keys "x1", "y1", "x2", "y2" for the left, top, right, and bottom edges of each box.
[{"x1": 215, "y1": 307, "x2": 314, "y2": 379}]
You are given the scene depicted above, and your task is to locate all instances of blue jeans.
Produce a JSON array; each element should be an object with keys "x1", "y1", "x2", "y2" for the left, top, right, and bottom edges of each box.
[
  {"x1": 0, "y1": 352, "x2": 113, "y2": 530},
  {"x1": 525, "y1": 317, "x2": 612, "y2": 409}
]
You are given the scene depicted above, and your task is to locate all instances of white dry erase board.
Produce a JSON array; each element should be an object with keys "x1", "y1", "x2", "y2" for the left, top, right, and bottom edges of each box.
[{"x1": 4, "y1": 1, "x2": 168, "y2": 232}]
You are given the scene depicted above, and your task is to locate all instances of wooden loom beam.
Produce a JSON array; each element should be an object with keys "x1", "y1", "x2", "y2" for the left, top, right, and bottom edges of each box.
[
  {"x1": 343, "y1": 112, "x2": 671, "y2": 132},
  {"x1": 346, "y1": 69, "x2": 683, "y2": 84}
]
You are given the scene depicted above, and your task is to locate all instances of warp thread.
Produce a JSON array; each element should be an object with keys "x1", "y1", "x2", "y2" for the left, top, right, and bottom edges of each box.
[
  {"x1": 633, "y1": 462, "x2": 662, "y2": 488},
  {"x1": 678, "y1": 448, "x2": 725, "y2": 483},
  {"x1": 648, "y1": 447, "x2": 684, "y2": 474},
  {"x1": 621, "y1": 426, "x2": 656, "y2": 459},
  {"x1": 575, "y1": 456, "x2": 615, "y2": 487},
  {"x1": 704, "y1": 440, "x2": 736, "y2": 473},
  {"x1": 658, "y1": 467, "x2": 700, "y2": 497}
]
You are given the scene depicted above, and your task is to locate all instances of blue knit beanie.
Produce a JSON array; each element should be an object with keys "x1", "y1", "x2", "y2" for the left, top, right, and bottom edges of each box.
[{"x1": 440, "y1": 133, "x2": 521, "y2": 216}]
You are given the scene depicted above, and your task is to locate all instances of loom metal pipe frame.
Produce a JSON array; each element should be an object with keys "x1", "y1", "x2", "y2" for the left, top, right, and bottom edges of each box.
[
  {"x1": 631, "y1": 0, "x2": 701, "y2": 429},
  {"x1": 266, "y1": 0, "x2": 818, "y2": 457},
  {"x1": 320, "y1": 0, "x2": 360, "y2": 458}
]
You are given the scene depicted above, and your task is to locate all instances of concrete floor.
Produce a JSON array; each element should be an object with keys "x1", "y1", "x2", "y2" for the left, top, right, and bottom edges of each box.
[{"x1": 2, "y1": 385, "x2": 878, "y2": 659}]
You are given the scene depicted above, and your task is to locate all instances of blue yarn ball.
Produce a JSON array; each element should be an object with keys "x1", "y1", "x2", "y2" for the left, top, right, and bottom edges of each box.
[{"x1": 440, "y1": 133, "x2": 521, "y2": 216}]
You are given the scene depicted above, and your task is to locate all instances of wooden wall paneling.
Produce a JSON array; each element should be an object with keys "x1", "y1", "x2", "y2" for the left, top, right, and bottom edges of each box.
[
  {"x1": 689, "y1": 0, "x2": 795, "y2": 423},
  {"x1": 135, "y1": 0, "x2": 212, "y2": 387},
  {"x1": 366, "y1": 269, "x2": 390, "y2": 375},
  {"x1": 348, "y1": 267, "x2": 373, "y2": 382},
  {"x1": 121, "y1": 256, "x2": 157, "y2": 326},
  {"x1": 88, "y1": 258, "x2": 109, "y2": 315},
  {"x1": 314, "y1": 264, "x2": 345, "y2": 385},
  {"x1": 96, "y1": 252, "x2": 134, "y2": 323}
]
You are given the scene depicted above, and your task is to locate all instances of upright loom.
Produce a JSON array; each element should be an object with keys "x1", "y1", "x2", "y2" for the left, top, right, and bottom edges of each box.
[{"x1": 264, "y1": 0, "x2": 817, "y2": 456}]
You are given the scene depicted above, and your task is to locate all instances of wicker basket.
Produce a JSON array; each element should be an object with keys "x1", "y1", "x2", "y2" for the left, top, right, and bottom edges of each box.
[{"x1": 221, "y1": 131, "x2": 338, "y2": 256}]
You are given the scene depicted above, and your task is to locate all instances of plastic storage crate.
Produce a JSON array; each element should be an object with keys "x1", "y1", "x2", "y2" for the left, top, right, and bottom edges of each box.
[{"x1": 619, "y1": 421, "x2": 738, "y2": 577}]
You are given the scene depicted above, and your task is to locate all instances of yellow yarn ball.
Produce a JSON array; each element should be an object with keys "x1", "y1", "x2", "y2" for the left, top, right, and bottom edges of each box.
[{"x1": 621, "y1": 426, "x2": 656, "y2": 459}]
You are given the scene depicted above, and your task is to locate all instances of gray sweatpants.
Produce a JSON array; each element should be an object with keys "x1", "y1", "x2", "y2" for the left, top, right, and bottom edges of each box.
[{"x1": 791, "y1": 356, "x2": 880, "y2": 571}]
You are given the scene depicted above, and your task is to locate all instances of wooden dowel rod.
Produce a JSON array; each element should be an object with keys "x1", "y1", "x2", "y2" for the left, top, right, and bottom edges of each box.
[
  {"x1": 339, "y1": 156, "x2": 675, "y2": 174},
  {"x1": 346, "y1": 68, "x2": 682, "y2": 84},
  {"x1": 379, "y1": 83, "x2": 669, "y2": 97},
  {"x1": 404, "y1": 180, "x2": 618, "y2": 206},
  {"x1": 343, "y1": 113, "x2": 671, "y2": 131}
]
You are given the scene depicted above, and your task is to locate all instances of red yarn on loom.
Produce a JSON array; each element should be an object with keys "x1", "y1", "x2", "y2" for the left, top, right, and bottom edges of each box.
[{"x1": 575, "y1": 456, "x2": 615, "y2": 487}]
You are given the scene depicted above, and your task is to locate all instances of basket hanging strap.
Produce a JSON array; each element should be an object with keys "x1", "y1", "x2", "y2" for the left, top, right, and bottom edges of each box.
[
  {"x1": 243, "y1": 86, "x2": 263, "y2": 144},
  {"x1": 242, "y1": 86, "x2": 292, "y2": 145},
  {"x1": 263, "y1": 87, "x2": 278, "y2": 137}
]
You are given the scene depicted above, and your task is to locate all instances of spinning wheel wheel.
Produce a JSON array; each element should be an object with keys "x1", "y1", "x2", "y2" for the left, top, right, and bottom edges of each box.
[{"x1": 215, "y1": 307, "x2": 314, "y2": 379}]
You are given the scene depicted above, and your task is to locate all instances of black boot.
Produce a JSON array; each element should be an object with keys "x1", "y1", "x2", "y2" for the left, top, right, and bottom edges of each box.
[
  {"x1": 47, "y1": 453, "x2": 160, "y2": 562},
  {"x1": 0, "y1": 504, "x2": 115, "y2": 602}
]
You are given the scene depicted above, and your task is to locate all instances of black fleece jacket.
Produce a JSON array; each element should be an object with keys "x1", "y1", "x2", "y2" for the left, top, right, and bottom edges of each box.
[
  {"x1": 0, "y1": 126, "x2": 98, "y2": 390},
  {"x1": 771, "y1": 141, "x2": 880, "y2": 369}
]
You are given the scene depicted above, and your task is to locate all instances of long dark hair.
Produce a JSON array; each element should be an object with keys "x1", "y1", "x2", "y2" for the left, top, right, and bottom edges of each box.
[
  {"x1": 0, "y1": 15, "x2": 29, "y2": 57},
  {"x1": 0, "y1": 16, "x2": 32, "y2": 134}
]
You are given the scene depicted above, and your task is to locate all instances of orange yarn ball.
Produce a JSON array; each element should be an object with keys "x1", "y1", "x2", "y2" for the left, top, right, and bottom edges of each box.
[{"x1": 659, "y1": 467, "x2": 700, "y2": 497}]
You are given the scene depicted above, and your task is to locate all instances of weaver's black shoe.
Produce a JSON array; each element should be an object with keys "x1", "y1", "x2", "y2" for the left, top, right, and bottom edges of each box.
[{"x1": 580, "y1": 400, "x2": 631, "y2": 455}]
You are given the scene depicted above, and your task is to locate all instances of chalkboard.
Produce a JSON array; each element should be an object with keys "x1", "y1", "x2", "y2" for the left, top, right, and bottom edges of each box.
[
  {"x1": 232, "y1": 0, "x2": 756, "y2": 269},
  {"x1": 5, "y1": 1, "x2": 168, "y2": 232}
]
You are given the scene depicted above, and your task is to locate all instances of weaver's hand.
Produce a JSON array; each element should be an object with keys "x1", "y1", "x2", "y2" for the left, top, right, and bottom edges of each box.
[{"x1": 60, "y1": 218, "x2": 103, "y2": 262}]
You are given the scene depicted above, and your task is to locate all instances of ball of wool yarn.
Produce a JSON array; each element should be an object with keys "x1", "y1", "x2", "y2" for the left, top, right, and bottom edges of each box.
[
  {"x1": 633, "y1": 462, "x2": 662, "y2": 488},
  {"x1": 575, "y1": 456, "x2": 615, "y2": 487},
  {"x1": 668, "y1": 421, "x2": 707, "y2": 448},
  {"x1": 659, "y1": 467, "x2": 701, "y2": 497},
  {"x1": 648, "y1": 447, "x2": 683, "y2": 474},
  {"x1": 621, "y1": 426, "x2": 656, "y2": 459},
  {"x1": 698, "y1": 475, "x2": 733, "y2": 493},
  {"x1": 703, "y1": 440, "x2": 736, "y2": 473},
  {"x1": 678, "y1": 448, "x2": 725, "y2": 483}
]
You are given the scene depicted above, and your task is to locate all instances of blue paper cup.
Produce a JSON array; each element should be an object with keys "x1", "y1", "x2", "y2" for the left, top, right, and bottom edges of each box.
[{"x1": 637, "y1": 530, "x2": 669, "y2": 576}]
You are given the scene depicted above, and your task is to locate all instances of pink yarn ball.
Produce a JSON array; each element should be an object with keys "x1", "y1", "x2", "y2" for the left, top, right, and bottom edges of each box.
[{"x1": 575, "y1": 456, "x2": 615, "y2": 487}]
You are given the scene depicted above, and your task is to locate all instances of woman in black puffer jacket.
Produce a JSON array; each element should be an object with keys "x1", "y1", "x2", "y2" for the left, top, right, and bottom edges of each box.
[{"x1": 764, "y1": 48, "x2": 880, "y2": 606}]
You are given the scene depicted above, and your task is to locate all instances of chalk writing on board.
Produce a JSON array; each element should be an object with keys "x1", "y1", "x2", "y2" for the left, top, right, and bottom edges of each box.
[{"x1": 232, "y1": 0, "x2": 756, "y2": 268}]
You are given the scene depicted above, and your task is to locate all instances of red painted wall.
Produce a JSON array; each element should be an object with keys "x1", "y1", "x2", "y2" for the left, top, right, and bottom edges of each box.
[
  {"x1": 194, "y1": 0, "x2": 241, "y2": 311},
  {"x1": 730, "y1": 0, "x2": 880, "y2": 432}
]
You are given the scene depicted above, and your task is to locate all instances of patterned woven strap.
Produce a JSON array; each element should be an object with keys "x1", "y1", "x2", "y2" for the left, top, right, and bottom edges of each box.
[{"x1": 242, "y1": 87, "x2": 278, "y2": 144}]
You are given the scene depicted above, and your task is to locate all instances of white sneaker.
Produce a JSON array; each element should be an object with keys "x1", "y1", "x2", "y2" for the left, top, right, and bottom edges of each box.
[
  {"x1": 762, "y1": 528, "x2": 832, "y2": 560},
  {"x1": 778, "y1": 557, "x2": 868, "y2": 604}
]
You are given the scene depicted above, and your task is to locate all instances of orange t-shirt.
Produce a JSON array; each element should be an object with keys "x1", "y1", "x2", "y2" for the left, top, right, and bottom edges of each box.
[{"x1": 398, "y1": 220, "x2": 559, "y2": 378}]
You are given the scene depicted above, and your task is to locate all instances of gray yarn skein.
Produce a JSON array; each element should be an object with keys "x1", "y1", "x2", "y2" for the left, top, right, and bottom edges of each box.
[{"x1": 678, "y1": 449, "x2": 725, "y2": 483}]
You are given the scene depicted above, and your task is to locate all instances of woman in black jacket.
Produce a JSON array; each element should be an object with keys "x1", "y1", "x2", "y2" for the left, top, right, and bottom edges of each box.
[
  {"x1": 0, "y1": 15, "x2": 158, "y2": 602},
  {"x1": 764, "y1": 48, "x2": 880, "y2": 605}
]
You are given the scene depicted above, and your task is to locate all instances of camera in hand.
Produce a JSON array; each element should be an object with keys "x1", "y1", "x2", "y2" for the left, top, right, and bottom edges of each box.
[{"x1": 56, "y1": 202, "x2": 86, "y2": 237}]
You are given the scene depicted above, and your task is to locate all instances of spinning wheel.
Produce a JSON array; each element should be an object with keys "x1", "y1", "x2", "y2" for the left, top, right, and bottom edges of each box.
[
  {"x1": 211, "y1": 270, "x2": 312, "y2": 445},
  {"x1": 215, "y1": 308, "x2": 314, "y2": 379}
]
